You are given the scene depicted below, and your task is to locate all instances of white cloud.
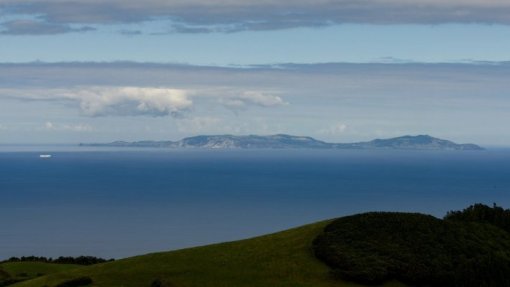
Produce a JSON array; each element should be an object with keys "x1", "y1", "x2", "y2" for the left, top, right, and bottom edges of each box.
[
  {"x1": 44, "y1": 121, "x2": 93, "y2": 132},
  {"x1": 0, "y1": 87, "x2": 193, "y2": 117},
  {"x1": 219, "y1": 91, "x2": 288, "y2": 110},
  {"x1": 0, "y1": 85, "x2": 288, "y2": 117},
  {"x1": 71, "y1": 87, "x2": 193, "y2": 117}
]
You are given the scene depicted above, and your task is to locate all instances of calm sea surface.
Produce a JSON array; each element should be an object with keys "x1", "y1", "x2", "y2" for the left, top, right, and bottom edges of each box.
[{"x1": 1, "y1": 148, "x2": 509, "y2": 259}]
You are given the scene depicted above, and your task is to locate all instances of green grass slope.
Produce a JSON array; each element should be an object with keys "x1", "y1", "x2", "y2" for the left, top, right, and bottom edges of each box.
[
  {"x1": 0, "y1": 262, "x2": 83, "y2": 286},
  {"x1": 12, "y1": 220, "x2": 403, "y2": 287}
]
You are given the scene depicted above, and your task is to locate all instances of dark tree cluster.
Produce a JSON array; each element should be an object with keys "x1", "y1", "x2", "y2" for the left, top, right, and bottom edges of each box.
[
  {"x1": 0, "y1": 279, "x2": 23, "y2": 287},
  {"x1": 313, "y1": 209, "x2": 510, "y2": 287},
  {"x1": 445, "y1": 203, "x2": 510, "y2": 232},
  {"x1": 150, "y1": 278, "x2": 174, "y2": 287},
  {"x1": 1, "y1": 256, "x2": 114, "y2": 266},
  {"x1": 54, "y1": 277, "x2": 93, "y2": 287}
]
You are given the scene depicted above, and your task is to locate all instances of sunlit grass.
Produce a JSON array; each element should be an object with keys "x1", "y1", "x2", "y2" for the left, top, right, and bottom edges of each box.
[{"x1": 12, "y1": 220, "x2": 403, "y2": 287}]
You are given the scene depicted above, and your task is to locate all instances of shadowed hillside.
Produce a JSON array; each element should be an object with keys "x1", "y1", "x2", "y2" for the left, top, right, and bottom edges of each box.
[{"x1": 314, "y1": 212, "x2": 510, "y2": 286}]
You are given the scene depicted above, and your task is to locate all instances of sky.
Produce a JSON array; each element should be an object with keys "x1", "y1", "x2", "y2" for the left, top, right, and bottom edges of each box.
[{"x1": 0, "y1": 0, "x2": 509, "y2": 145}]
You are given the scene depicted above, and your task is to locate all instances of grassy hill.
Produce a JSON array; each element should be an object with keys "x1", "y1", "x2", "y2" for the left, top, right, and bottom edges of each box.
[
  {"x1": 10, "y1": 220, "x2": 404, "y2": 287},
  {"x1": 0, "y1": 262, "x2": 83, "y2": 286},
  {"x1": 10, "y1": 204, "x2": 510, "y2": 287}
]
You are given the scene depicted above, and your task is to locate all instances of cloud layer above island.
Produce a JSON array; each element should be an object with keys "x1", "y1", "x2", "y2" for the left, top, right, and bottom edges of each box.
[
  {"x1": 3, "y1": 0, "x2": 510, "y2": 34},
  {"x1": 0, "y1": 62, "x2": 509, "y2": 145}
]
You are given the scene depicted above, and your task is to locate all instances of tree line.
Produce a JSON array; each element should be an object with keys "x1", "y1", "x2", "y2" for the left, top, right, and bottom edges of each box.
[
  {"x1": 445, "y1": 203, "x2": 510, "y2": 232},
  {"x1": 1, "y1": 256, "x2": 114, "y2": 266}
]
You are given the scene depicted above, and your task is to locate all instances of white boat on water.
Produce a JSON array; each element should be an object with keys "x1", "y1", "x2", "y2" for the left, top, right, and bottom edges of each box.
[{"x1": 39, "y1": 154, "x2": 52, "y2": 158}]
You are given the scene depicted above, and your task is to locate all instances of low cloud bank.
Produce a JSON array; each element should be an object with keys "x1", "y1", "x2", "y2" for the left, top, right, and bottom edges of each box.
[{"x1": 2, "y1": 0, "x2": 510, "y2": 35}]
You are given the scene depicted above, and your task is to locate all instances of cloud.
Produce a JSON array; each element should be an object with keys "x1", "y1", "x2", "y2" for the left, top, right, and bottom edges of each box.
[
  {"x1": 119, "y1": 29, "x2": 142, "y2": 36},
  {"x1": 176, "y1": 116, "x2": 288, "y2": 135},
  {"x1": 0, "y1": 19, "x2": 95, "y2": 35},
  {"x1": 1, "y1": 62, "x2": 509, "y2": 94},
  {"x1": 1, "y1": 62, "x2": 509, "y2": 112},
  {"x1": 0, "y1": 84, "x2": 289, "y2": 117},
  {"x1": 71, "y1": 87, "x2": 193, "y2": 117},
  {"x1": 0, "y1": 87, "x2": 193, "y2": 117},
  {"x1": 176, "y1": 116, "x2": 222, "y2": 133},
  {"x1": 219, "y1": 91, "x2": 288, "y2": 110},
  {"x1": 318, "y1": 122, "x2": 348, "y2": 136},
  {"x1": 44, "y1": 121, "x2": 93, "y2": 132},
  {"x1": 2, "y1": 0, "x2": 510, "y2": 35},
  {"x1": 0, "y1": 62, "x2": 509, "y2": 144}
]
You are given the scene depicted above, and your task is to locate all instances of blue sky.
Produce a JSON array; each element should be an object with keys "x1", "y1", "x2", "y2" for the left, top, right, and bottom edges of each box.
[
  {"x1": 2, "y1": 25, "x2": 510, "y2": 64},
  {"x1": 1, "y1": 0, "x2": 510, "y2": 145}
]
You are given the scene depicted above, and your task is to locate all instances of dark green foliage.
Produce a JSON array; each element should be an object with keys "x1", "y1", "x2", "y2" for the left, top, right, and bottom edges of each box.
[
  {"x1": 0, "y1": 279, "x2": 23, "y2": 287},
  {"x1": 1, "y1": 256, "x2": 113, "y2": 266},
  {"x1": 0, "y1": 269, "x2": 8, "y2": 280},
  {"x1": 52, "y1": 256, "x2": 113, "y2": 265},
  {"x1": 445, "y1": 203, "x2": 510, "y2": 233},
  {"x1": 54, "y1": 276, "x2": 93, "y2": 287},
  {"x1": 455, "y1": 255, "x2": 510, "y2": 287},
  {"x1": 150, "y1": 278, "x2": 174, "y2": 287},
  {"x1": 313, "y1": 212, "x2": 510, "y2": 286},
  {"x1": 0, "y1": 268, "x2": 18, "y2": 287}
]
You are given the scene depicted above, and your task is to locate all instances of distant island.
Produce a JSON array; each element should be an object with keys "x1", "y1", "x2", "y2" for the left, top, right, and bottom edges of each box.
[{"x1": 81, "y1": 134, "x2": 483, "y2": 150}]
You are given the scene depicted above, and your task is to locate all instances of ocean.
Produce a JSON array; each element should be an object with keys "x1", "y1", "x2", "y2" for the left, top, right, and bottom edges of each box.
[{"x1": 1, "y1": 148, "x2": 509, "y2": 259}]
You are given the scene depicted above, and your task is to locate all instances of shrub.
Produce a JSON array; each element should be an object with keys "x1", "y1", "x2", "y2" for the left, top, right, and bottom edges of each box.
[
  {"x1": 313, "y1": 212, "x2": 510, "y2": 286},
  {"x1": 1, "y1": 256, "x2": 113, "y2": 266},
  {"x1": 150, "y1": 278, "x2": 173, "y2": 287},
  {"x1": 55, "y1": 276, "x2": 93, "y2": 287},
  {"x1": 445, "y1": 203, "x2": 510, "y2": 233}
]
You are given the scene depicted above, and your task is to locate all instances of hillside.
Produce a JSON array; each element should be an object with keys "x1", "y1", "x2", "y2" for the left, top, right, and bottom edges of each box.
[
  {"x1": 82, "y1": 134, "x2": 483, "y2": 150},
  {"x1": 11, "y1": 205, "x2": 510, "y2": 287},
  {"x1": 0, "y1": 262, "x2": 82, "y2": 286},
  {"x1": 11, "y1": 220, "x2": 403, "y2": 287}
]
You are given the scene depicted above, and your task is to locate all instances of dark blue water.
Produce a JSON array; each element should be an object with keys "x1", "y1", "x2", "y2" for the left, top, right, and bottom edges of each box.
[{"x1": 1, "y1": 149, "x2": 509, "y2": 259}]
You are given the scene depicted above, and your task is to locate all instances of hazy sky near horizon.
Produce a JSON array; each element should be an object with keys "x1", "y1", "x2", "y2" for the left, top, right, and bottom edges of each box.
[{"x1": 1, "y1": 0, "x2": 509, "y2": 145}]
